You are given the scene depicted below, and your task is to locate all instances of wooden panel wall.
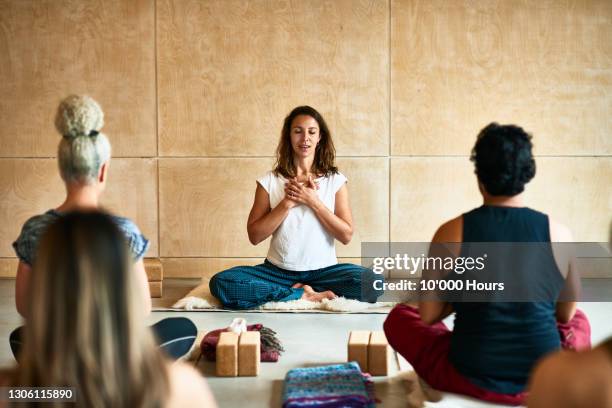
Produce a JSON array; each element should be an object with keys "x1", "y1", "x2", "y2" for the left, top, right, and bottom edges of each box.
[
  {"x1": 0, "y1": 0, "x2": 610, "y2": 278},
  {"x1": 156, "y1": 0, "x2": 389, "y2": 157},
  {"x1": 0, "y1": 0, "x2": 156, "y2": 157},
  {"x1": 391, "y1": 0, "x2": 612, "y2": 156}
]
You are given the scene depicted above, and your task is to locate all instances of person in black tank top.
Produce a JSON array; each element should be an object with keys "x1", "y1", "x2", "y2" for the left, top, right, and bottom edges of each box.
[{"x1": 383, "y1": 123, "x2": 591, "y2": 406}]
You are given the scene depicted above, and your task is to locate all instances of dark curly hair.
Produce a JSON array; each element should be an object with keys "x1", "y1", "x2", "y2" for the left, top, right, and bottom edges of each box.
[
  {"x1": 273, "y1": 106, "x2": 338, "y2": 179},
  {"x1": 470, "y1": 123, "x2": 536, "y2": 196}
]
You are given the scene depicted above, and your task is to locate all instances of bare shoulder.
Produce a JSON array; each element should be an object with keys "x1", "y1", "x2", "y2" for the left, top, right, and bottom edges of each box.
[
  {"x1": 166, "y1": 362, "x2": 217, "y2": 408},
  {"x1": 528, "y1": 351, "x2": 577, "y2": 407},
  {"x1": 529, "y1": 349, "x2": 612, "y2": 408},
  {"x1": 548, "y1": 217, "x2": 573, "y2": 242},
  {"x1": 432, "y1": 215, "x2": 463, "y2": 243}
]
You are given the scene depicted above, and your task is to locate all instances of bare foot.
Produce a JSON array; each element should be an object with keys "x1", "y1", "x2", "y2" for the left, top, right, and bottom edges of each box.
[
  {"x1": 292, "y1": 282, "x2": 304, "y2": 289},
  {"x1": 300, "y1": 284, "x2": 337, "y2": 302}
]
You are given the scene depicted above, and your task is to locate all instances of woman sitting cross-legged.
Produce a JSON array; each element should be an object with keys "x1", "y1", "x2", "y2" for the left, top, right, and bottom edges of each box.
[
  {"x1": 209, "y1": 106, "x2": 383, "y2": 309},
  {"x1": 383, "y1": 123, "x2": 591, "y2": 406},
  {"x1": 10, "y1": 95, "x2": 196, "y2": 360},
  {"x1": 2, "y1": 211, "x2": 216, "y2": 408}
]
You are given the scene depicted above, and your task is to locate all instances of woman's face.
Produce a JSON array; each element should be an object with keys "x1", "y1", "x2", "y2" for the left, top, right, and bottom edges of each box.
[{"x1": 290, "y1": 115, "x2": 321, "y2": 159}]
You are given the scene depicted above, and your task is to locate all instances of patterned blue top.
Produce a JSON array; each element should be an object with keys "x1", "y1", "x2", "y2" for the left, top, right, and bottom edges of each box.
[{"x1": 13, "y1": 209, "x2": 149, "y2": 266}]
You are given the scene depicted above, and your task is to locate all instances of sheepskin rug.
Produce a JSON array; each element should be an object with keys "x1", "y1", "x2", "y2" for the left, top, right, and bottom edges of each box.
[{"x1": 172, "y1": 279, "x2": 394, "y2": 313}]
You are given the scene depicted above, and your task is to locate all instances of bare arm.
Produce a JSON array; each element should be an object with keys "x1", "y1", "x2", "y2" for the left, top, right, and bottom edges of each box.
[
  {"x1": 550, "y1": 218, "x2": 578, "y2": 323},
  {"x1": 15, "y1": 261, "x2": 31, "y2": 319},
  {"x1": 285, "y1": 177, "x2": 353, "y2": 245},
  {"x1": 418, "y1": 216, "x2": 462, "y2": 325},
  {"x1": 247, "y1": 183, "x2": 295, "y2": 245},
  {"x1": 556, "y1": 257, "x2": 578, "y2": 323},
  {"x1": 134, "y1": 258, "x2": 152, "y2": 316},
  {"x1": 309, "y1": 184, "x2": 353, "y2": 245}
]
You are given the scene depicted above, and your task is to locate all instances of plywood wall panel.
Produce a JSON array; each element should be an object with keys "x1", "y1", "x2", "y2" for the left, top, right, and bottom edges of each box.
[
  {"x1": 159, "y1": 158, "x2": 275, "y2": 257},
  {"x1": 100, "y1": 158, "x2": 159, "y2": 256},
  {"x1": 524, "y1": 157, "x2": 611, "y2": 242},
  {"x1": 157, "y1": 0, "x2": 389, "y2": 157},
  {"x1": 1, "y1": 0, "x2": 609, "y2": 282},
  {"x1": 0, "y1": 0, "x2": 156, "y2": 157},
  {"x1": 336, "y1": 158, "x2": 389, "y2": 257},
  {"x1": 0, "y1": 159, "x2": 65, "y2": 258},
  {"x1": 391, "y1": 157, "x2": 611, "y2": 242},
  {"x1": 0, "y1": 158, "x2": 158, "y2": 258},
  {"x1": 391, "y1": 0, "x2": 612, "y2": 156},
  {"x1": 391, "y1": 157, "x2": 481, "y2": 242}
]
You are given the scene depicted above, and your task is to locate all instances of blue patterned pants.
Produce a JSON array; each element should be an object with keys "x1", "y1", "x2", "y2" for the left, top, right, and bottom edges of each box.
[{"x1": 209, "y1": 259, "x2": 384, "y2": 309}]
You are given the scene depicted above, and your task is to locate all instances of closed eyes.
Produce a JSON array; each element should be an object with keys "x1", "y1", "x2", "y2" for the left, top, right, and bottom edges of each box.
[{"x1": 293, "y1": 128, "x2": 319, "y2": 134}]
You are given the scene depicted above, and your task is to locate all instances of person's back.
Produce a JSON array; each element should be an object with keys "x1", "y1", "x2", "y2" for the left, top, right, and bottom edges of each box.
[
  {"x1": 450, "y1": 205, "x2": 564, "y2": 394},
  {"x1": 384, "y1": 122, "x2": 590, "y2": 406},
  {"x1": 10, "y1": 95, "x2": 197, "y2": 362},
  {"x1": 4, "y1": 211, "x2": 216, "y2": 408}
]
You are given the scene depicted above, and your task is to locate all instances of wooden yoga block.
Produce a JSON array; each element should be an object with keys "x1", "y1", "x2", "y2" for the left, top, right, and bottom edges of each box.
[
  {"x1": 368, "y1": 331, "x2": 392, "y2": 376},
  {"x1": 144, "y1": 258, "x2": 163, "y2": 298},
  {"x1": 148, "y1": 281, "x2": 162, "y2": 298},
  {"x1": 238, "y1": 331, "x2": 261, "y2": 376},
  {"x1": 144, "y1": 258, "x2": 163, "y2": 281},
  {"x1": 348, "y1": 331, "x2": 370, "y2": 372},
  {"x1": 216, "y1": 332, "x2": 239, "y2": 377}
]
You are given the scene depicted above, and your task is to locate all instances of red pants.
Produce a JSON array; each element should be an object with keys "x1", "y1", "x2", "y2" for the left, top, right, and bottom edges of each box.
[{"x1": 383, "y1": 304, "x2": 591, "y2": 406}]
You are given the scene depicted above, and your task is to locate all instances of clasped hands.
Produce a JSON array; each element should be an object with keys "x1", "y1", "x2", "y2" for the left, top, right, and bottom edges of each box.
[{"x1": 283, "y1": 176, "x2": 320, "y2": 208}]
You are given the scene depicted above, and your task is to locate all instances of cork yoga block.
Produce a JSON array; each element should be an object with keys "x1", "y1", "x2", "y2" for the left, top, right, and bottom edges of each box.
[
  {"x1": 144, "y1": 258, "x2": 163, "y2": 298},
  {"x1": 348, "y1": 330, "x2": 392, "y2": 376},
  {"x1": 216, "y1": 331, "x2": 261, "y2": 377},
  {"x1": 148, "y1": 281, "x2": 162, "y2": 298},
  {"x1": 368, "y1": 331, "x2": 391, "y2": 376},
  {"x1": 347, "y1": 331, "x2": 371, "y2": 372},
  {"x1": 216, "y1": 332, "x2": 239, "y2": 377},
  {"x1": 144, "y1": 258, "x2": 163, "y2": 281},
  {"x1": 238, "y1": 331, "x2": 261, "y2": 377}
]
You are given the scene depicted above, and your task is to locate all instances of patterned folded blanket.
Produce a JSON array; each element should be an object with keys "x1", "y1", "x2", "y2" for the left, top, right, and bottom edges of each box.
[
  {"x1": 201, "y1": 323, "x2": 284, "y2": 362},
  {"x1": 282, "y1": 362, "x2": 376, "y2": 408}
]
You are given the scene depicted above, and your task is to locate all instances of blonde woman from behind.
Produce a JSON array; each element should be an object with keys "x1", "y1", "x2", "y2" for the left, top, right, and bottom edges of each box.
[{"x1": 2, "y1": 211, "x2": 216, "y2": 408}]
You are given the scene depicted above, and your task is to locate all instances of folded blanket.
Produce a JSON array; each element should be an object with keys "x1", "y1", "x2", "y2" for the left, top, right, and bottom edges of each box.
[
  {"x1": 282, "y1": 362, "x2": 376, "y2": 408},
  {"x1": 201, "y1": 323, "x2": 284, "y2": 362}
]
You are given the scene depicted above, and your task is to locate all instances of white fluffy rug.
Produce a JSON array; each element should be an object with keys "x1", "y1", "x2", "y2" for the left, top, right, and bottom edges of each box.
[{"x1": 172, "y1": 279, "x2": 394, "y2": 313}]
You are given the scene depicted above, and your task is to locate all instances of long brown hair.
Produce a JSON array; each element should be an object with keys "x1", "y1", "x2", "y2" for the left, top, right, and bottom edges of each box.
[
  {"x1": 11, "y1": 211, "x2": 169, "y2": 408},
  {"x1": 273, "y1": 106, "x2": 338, "y2": 178}
]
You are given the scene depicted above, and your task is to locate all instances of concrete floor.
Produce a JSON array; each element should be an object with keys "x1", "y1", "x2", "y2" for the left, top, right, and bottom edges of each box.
[{"x1": 1, "y1": 278, "x2": 612, "y2": 408}]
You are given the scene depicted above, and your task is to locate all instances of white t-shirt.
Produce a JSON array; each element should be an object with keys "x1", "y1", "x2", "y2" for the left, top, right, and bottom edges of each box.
[{"x1": 256, "y1": 171, "x2": 348, "y2": 271}]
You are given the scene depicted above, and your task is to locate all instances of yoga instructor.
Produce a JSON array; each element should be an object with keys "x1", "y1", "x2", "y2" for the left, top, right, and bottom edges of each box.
[{"x1": 209, "y1": 106, "x2": 383, "y2": 309}]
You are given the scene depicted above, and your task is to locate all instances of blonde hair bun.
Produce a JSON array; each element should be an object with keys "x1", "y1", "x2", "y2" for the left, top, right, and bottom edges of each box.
[{"x1": 54, "y1": 95, "x2": 104, "y2": 140}]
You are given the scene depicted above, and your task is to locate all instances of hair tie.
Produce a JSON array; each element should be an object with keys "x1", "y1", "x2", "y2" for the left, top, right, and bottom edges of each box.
[{"x1": 89, "y1": 130, "x2": 99, "y2": 137}]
